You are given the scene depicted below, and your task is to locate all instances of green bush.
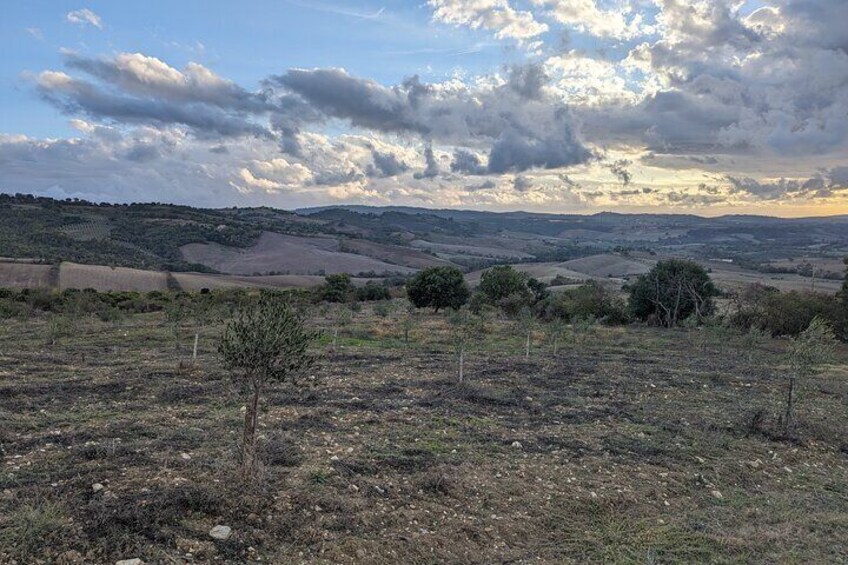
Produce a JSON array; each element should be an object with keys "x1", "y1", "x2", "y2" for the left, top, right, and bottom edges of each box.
[
  {"x1": 538, "y1": 281, "x2": 628, "y2": 324},
  {"x1": 729, "y1": 284, "x2": 846, "y2": 338},
  {"x1": 406, "y1": 267, "x2": 469, "y2": 312}
]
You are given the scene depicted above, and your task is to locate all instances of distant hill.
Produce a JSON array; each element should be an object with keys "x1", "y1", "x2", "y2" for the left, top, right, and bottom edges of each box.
[{"x1": 2, "y1": 194, "x2": 847, "y2": 287}]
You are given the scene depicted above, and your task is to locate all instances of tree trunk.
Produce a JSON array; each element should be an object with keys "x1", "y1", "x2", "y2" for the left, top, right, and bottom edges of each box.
[
  {"x1": 553, "y1": 337, "x2": 558, "y2": 356},
  {"x1": 784, "y1": 376, "x2": 796, "y2": 434},
  {"x1": 192, "y1": 333, "x2": 199, "y2": 362},
  {"x1": 525, "y1": 332, "x2": 531, "y2": 360},
  {"x1": 242, "y1": 387, "x2": 260, "y2": 473},
  {"x1": 458, "y1": 347, "x2": 464, "y2": 383},
  {"x1": 333, "y1": 327, "x2": 339, "y2": 351}
]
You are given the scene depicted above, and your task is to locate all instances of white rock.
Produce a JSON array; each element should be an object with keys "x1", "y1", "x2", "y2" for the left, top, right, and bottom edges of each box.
[
  {"x1": 209, "y1": 525, "x2": 232, "y2": 540},
  {"x1": 116, "y1": 559, "x2": 144, "y2": 565},
  {"x1": 92, "y1": 483, "x2": 104, "y2": 493},
  {"x1": 180, "y1": 453, "x2": 191, "y2": 461},
  {"x1": 511, "y1": 441, "x2": 523, "y2": 449},
  {"x1": 711, "y1": 490, "x2": 723, "y2": 500}
]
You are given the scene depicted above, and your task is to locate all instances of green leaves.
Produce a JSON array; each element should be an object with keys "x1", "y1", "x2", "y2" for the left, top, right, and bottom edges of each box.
[{"x1": 218, "y1": 294, "x2": 320, "y2": 387}]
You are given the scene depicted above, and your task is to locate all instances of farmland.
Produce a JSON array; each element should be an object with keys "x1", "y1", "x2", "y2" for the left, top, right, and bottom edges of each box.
[{"x1": 1, "y1": 304, "x2": 846, "y2": 563}]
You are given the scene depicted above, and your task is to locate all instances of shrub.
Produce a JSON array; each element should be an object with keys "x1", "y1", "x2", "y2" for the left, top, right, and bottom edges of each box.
[
  {"x1": 784, "y1": 317, "x2": 837, "y2": 433},
  {"x1": 539, "y1": 281, "x2": 628, "y2": 324},
  {"x1": 356, "y1": 282, "x2": 391, "y2": 302},
  {"x1": 729, "y1": 285, "x2": 846, "y2": 338},
  {"x1": 406, "y1": 266, "x2": 469, "y2": 312},
  {"x1": 320, "y1": 273, "x2": 355, "y2": 303}
]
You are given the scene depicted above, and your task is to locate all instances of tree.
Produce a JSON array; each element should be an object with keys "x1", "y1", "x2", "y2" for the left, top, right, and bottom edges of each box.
[
  {"x1": 628, "y1": 260, "x2": 717, "y2": 327},
  {"x1": 448, "y1": 306, "x2": 482, "y2": 382},
  {"x1": 784, "y1": 316, "x2": 836, "y2": 433},
  {"x1": 407, "y1": 266, "x2": 469, "y2": 312},
  {"x1": 218, "y1": 295, "x2": 319, "y2": 473},
  {"x1": 321, "y1": 273, "x2": 354, "y2": 303},
  {"x1": 479, "y1": 266, "x2": 531, "y2": 303}
]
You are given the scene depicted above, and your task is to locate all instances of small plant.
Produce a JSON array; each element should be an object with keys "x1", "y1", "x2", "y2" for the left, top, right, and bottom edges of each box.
[
  {"x1": 517, "y1": 306, "x2": 536, "y2": 360},
  {"x1": 165, "y1": 299, "x2": 189, "y2": 352},
  {"x1": 332, "y1": 306, "x2": 353, "y2": 351},
  {"x1": 374, "y1": 301, "x2": 393, "y2": 318},
  {"x1": 218, "y1": 295, "x2": 320, "y2": 474},
  {"x1": 46, "y1": 314, "x2": 75, "y2": 345},
  {"x1": 448, "y1": 306, "x2": 483, "y2": 383},
  {"x1": 571, "y1": 315, "x2": 596, "y2": 345},
  {"x1": 547, "y1": 318, "x2": 567, "y2": 356},
  {"x1": 400, "y1": 303, "x2": 419, "y2": 347},
  {"x1": 783, "y1": 316, "x2": 836, "y2": 433}
]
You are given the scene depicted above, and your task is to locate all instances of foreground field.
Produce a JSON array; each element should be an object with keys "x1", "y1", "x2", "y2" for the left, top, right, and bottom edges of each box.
[{"x1": 1, "y1": 309, "x2": 846, "y2": 563}]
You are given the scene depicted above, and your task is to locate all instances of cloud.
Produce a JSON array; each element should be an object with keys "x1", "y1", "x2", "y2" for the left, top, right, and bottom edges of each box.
[
  {"x1": 267, "y1": 66, "x2": 594, "y2": 173},
  {"x1": 531, "y1": 0, "x2": 650, "y2": 40},
  {"x1": 413, "y1": 145, "x2": 440, "y2": 179},
  {"x1": 66, "y1": 8, "x2": 103, "y2": 29},
  {"x1": 35, "y1": 53, "x2": 275, "y2": 140},
  {"x1": 451, "y1": 149, "x2": 487, "y2": 175},
  {"x1": 609, "y1": 159, "x2": 632, "y2": 185},
  {"x1": 367, "y1": 150, "x2": 410, "y2": 177},
  {"x1": 428, "y1": 0, "x2": 548, "y2": 42},
  {"x1": 25, "y1": 27, "x2": 44, "y2": 41}
]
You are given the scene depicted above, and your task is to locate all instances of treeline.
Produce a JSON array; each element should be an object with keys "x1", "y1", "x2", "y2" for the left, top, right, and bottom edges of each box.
[{"x1": 403, "y1": 261, "x2": 848, "y2": 340}]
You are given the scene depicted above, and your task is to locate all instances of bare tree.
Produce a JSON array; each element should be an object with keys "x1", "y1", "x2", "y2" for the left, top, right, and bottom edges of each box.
[
  {"x1": 218, "y1": 296, "x2": 319, "y2": 474},
  {"x1": 784, "y1": 316, "x2": 836, "y2": 433},
  {"x1": 448, "y1": 307, "x2": 482, "y2": 383}
]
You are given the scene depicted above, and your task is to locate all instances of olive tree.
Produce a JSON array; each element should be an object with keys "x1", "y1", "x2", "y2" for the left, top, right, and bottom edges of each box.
[
  {"x1": 784, "y1": 316, "x2": 836, "y2": 433},
  {"x1": 517, "y1": 306, "x2": 536, "y2": 359},
  {"x1": 448, "y1": 306, "x2": 482, "y2": 383},
  {"x1": 218, "y1": 296, "x2": 319, "y2": 473},
  {"x1": 547, "y1": 318, "x2": 567, "y2": 356}
]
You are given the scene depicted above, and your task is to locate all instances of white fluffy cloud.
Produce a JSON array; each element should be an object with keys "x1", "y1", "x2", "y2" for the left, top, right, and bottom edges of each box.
[{"x1": 428, "y1": 0, "x2": 548, "y2": 41}]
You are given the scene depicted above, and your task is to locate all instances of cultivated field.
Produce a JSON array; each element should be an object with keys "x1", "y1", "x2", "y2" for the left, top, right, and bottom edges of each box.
[
  {"x1": 1, "y1": 307, "x2": 846, "y2": 563},
  {"x1": 0, "y1": 262, "x2": 54, "y2": 289},
  {"x1": 181, "y1": 232, "x2": 416, "y2": 276},
  {"x1": 58, "y1": 263, "x2": 170, "y2": 293}
]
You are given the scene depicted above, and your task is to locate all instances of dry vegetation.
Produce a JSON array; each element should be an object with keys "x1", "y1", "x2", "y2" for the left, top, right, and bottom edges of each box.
[{"x1": 1, "y1": 304, "x2": 846, "y2": 563}]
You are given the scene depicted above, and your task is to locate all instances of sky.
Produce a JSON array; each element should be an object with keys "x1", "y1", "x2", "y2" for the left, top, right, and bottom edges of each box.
[{"x1": 1, "y1": 0, "x2": 847, "y2": 216}]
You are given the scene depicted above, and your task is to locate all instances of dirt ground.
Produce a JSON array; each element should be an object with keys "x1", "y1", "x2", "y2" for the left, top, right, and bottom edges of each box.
[{"x1": 1, "y1": 308, "x2": 846, "y2": 564}]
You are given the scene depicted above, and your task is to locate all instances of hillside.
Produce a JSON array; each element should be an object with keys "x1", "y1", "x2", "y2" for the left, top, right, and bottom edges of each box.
[{"x1": 2, "y1": 195, "x2": 848, "y2": 290}]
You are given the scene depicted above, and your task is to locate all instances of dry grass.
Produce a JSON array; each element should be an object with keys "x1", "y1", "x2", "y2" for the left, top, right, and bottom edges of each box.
[{"x1": 0, "y1": 308, "x2": 846, "y2": 563}]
